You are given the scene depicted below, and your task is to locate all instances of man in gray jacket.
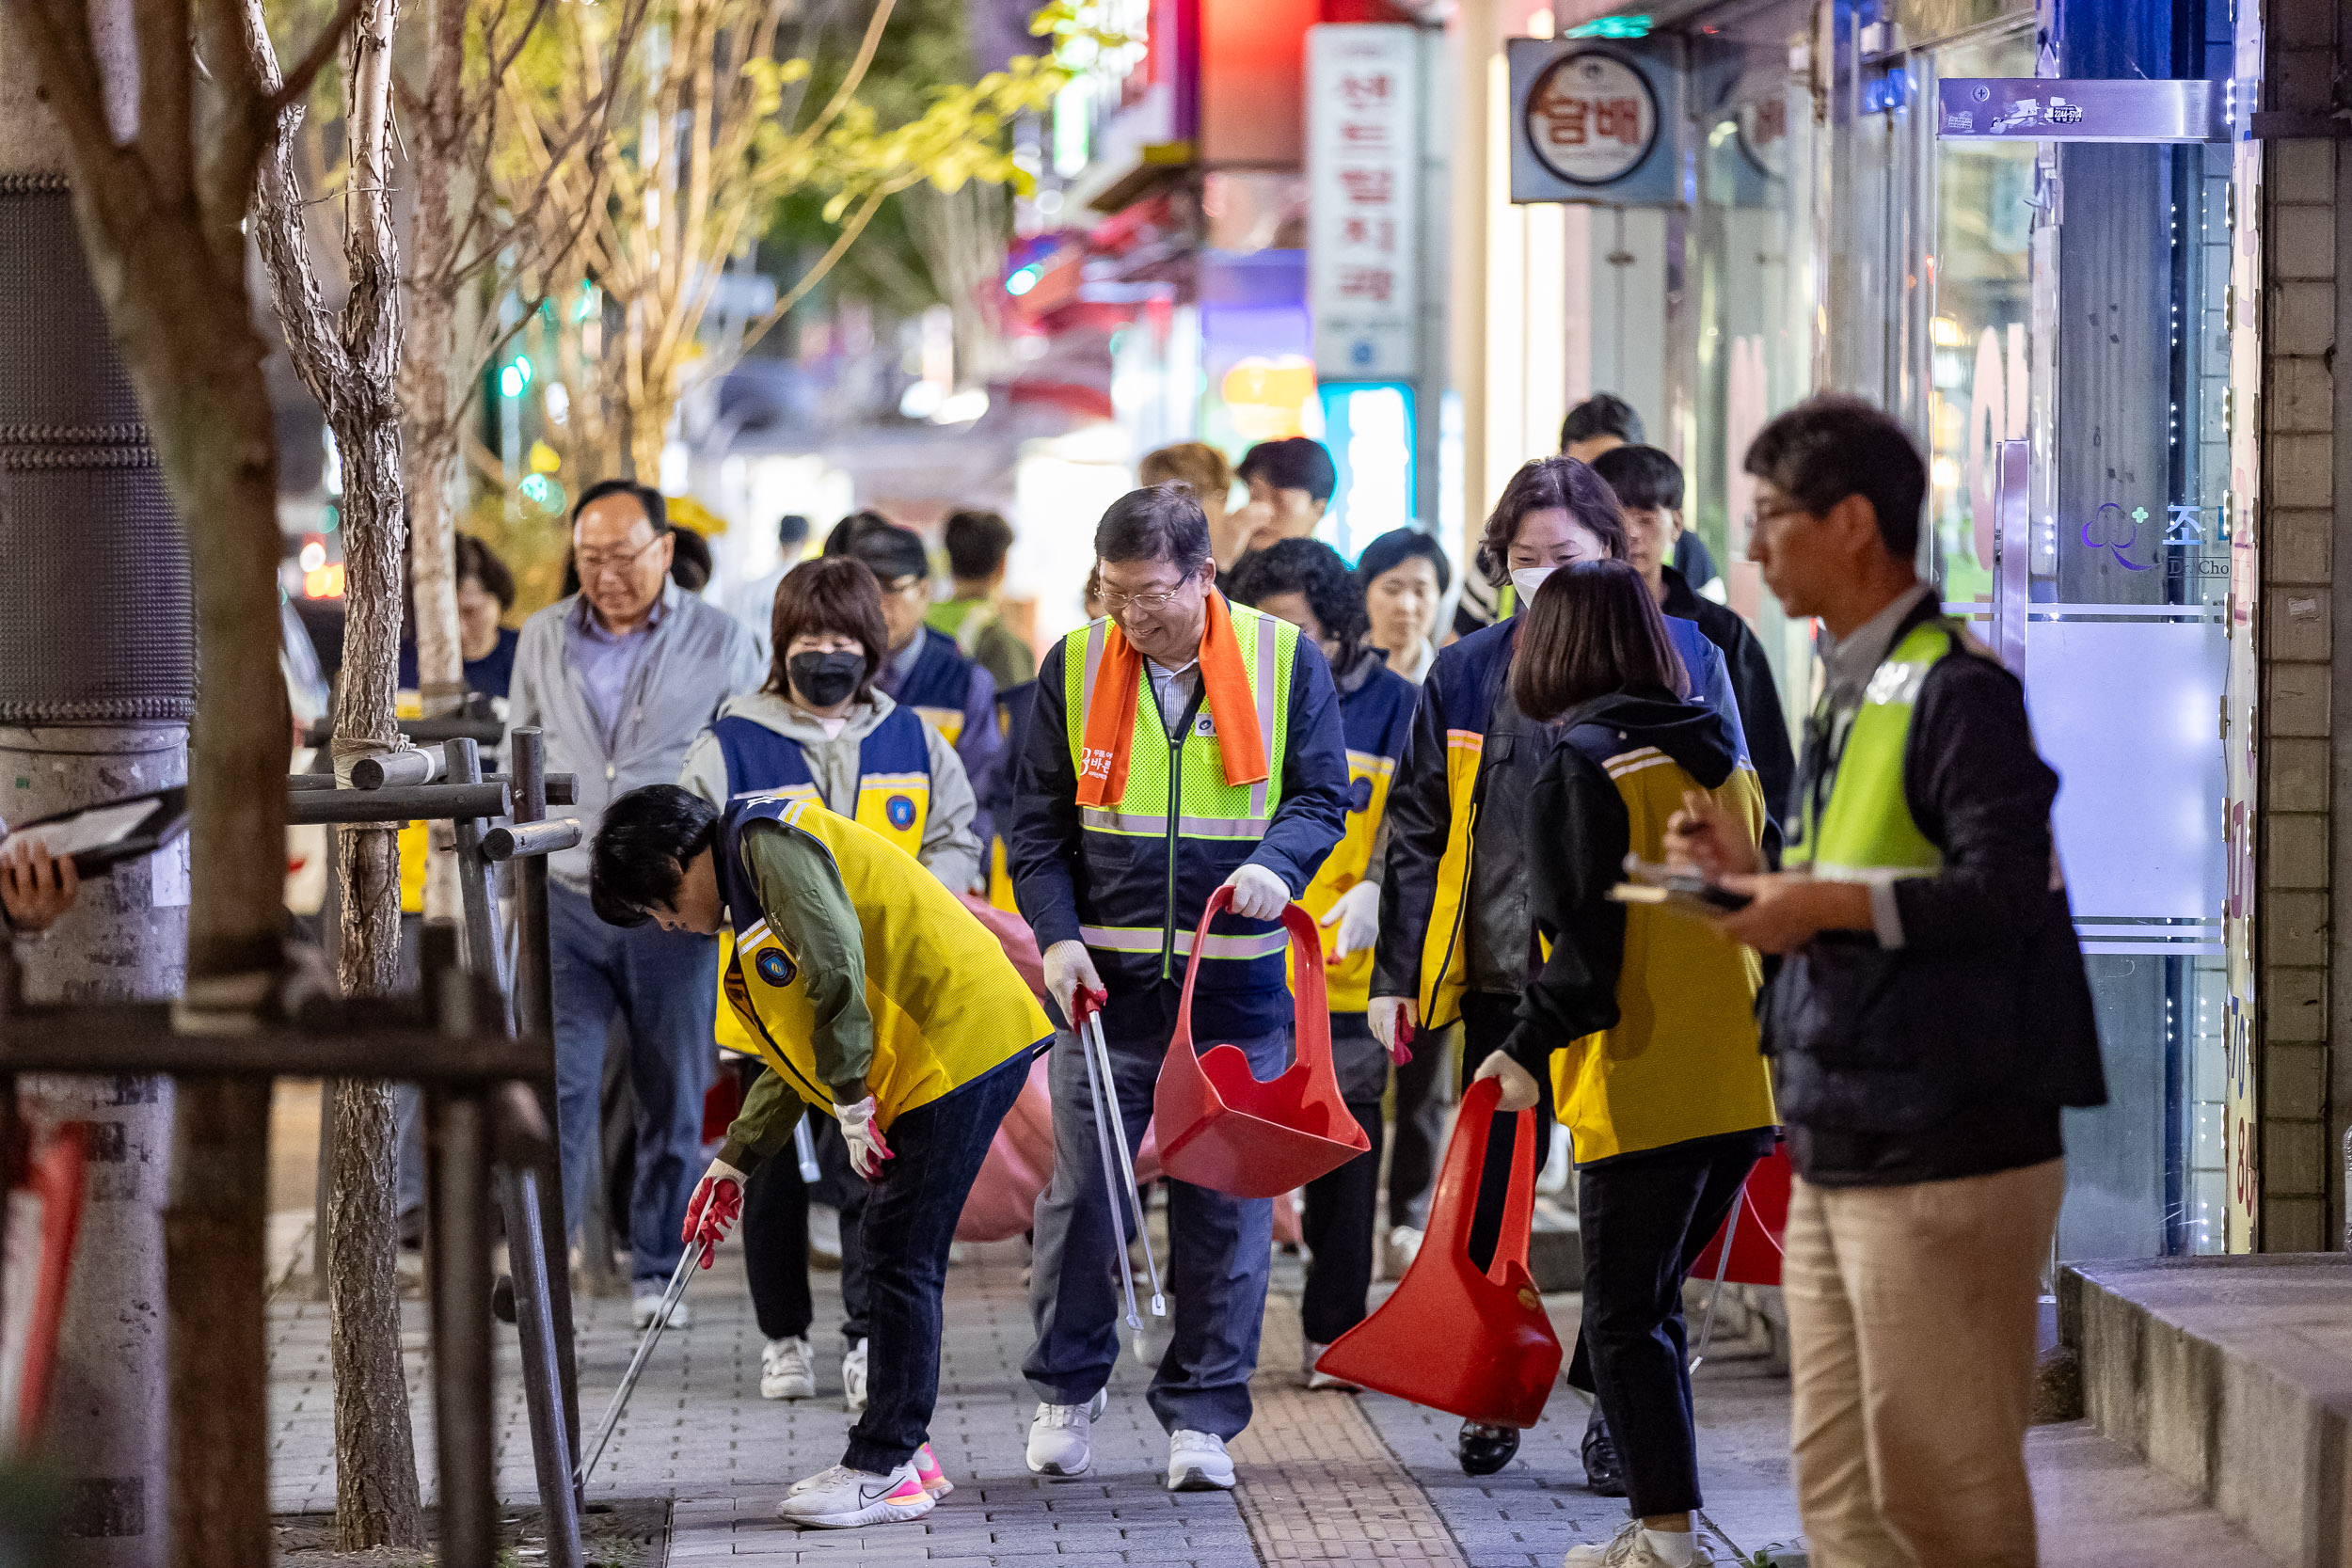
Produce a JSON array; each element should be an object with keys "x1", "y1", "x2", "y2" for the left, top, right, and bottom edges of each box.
[{"x1": 510, "y1": 478, "x2": 764, "y2": 1326}]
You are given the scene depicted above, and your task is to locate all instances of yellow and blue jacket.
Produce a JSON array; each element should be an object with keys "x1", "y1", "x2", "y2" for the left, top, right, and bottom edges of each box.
[
  {"x1": 1296, "y1": 647, "x2": 1417, "y2": 1015},
  {"x1": 1370, "y1": 614, "x2": 1753, "y2": 1031},
  {"x1": 1493, "y1": 689, "x2": 1775, "y2": 1162}
]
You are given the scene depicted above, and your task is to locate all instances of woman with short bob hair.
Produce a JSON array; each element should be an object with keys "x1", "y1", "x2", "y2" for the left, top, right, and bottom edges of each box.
[
  {"x1": 677, "y1": 553, "x2": 981, "y2": 1427},
  {"x1": 1365, "y1": 455, "x2": 1750, "y2": 1482},
  {"x1": 1483, "y1": 560, "x2": 1775, "y2": 1568}
]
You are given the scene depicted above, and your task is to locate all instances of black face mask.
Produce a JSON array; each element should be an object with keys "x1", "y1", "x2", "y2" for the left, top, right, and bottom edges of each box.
[{"x1": 787, "y1": 649, "x2": 864, "y2": 708}]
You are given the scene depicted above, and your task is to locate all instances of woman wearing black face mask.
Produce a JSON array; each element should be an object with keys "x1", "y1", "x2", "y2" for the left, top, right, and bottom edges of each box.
[{"x1": 679, "y1": 554, "x2": 984, "y2": 1412}]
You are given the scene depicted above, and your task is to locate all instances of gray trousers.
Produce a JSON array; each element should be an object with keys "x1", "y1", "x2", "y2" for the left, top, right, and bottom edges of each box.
[{"x1": 1023, "y1": 1009, "x2": 1289, "y2": 1439}]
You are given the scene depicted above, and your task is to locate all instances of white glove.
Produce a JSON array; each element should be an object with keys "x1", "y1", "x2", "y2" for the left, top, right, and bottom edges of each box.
[
  {"x1": 1042, "y1": 938, "x2": 1107, "y2": 1028},
  {"x1": 1222, "y1": 862, "x2": 1291, "y2": 921},
  {"x1": 834, "y1": 1095, "x2": 893, "y2": 1180},
  {"x1": 1320, "y1": 879, "x2": 1382, "y2": 958},
  {"x1": 1472, "y1": 1049, "x2": 1543, "y2": 1113},
  {"x1": 1367, "y1": 995, "x2": 1418, "y2": 1064}
]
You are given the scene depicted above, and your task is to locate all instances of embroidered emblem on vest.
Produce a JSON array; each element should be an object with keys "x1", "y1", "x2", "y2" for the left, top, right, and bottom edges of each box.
[
  {"x1": 755, "y1": 949, "x2": 796, "y2": 987},
  {"x1": 886, "y1": 795, "x2": 916, "y2": 830}
]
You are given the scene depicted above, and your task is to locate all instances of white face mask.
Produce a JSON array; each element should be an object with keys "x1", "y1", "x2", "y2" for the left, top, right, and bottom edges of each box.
[{"x1": 1510, "y1": 566, "x2": 1556, "y2": 606}]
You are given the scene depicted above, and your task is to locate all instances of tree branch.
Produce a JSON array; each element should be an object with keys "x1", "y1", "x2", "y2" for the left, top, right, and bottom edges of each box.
[
  {"x1": 796, "y1": 0, "x2": 897, "y2": 145},
  {"x1": 268, "y1": 0, "x2": 369, "y2": 115}
]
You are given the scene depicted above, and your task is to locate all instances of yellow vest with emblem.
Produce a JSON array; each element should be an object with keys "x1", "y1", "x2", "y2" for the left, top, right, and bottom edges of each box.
[{"x1": 715, "y1": 796, "x2": 1048, "y2": 1127}]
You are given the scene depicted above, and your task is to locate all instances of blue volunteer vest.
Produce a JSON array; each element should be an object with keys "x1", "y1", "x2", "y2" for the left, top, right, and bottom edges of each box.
[
  {"x1": 710, "y1": 704, "x2": 932, "y2": 858},
  {"x1": 896, "y1": 626, "x2": 981, "y2": 745}
]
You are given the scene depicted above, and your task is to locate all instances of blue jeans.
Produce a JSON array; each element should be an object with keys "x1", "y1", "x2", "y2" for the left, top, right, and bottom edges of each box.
[
  {"x1": 548, "y1": 880, "x2": 719, "y2": 1286},
  {"x1": 1024, "y1": 986, "x2": 1288, "y2": 1439},
  {"x1": 841, "y1": 1051, "x2": 1030, "y2": 1473}
]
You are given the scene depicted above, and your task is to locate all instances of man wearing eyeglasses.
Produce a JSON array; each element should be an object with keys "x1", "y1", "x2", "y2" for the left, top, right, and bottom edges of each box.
[
  {"x1": 511, "y1": 478, "x2": 765, "y2": 1331},
  {"x1": 1009, "y1": 483, "x2": 1350, "y2": 1494}
]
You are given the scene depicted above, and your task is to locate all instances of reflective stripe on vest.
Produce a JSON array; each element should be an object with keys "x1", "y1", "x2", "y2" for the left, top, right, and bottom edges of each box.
[
  {"x1": 1787, "y1": 621, "x2": 1948, "y2": 877},
  {"x1": 1078, "y1": 924, "x2": 1292, "y2": 959}
]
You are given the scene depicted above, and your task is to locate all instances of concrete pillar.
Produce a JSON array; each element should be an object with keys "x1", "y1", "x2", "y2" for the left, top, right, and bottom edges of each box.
[{"x1": 0, "y1": 15, "x2": 194, "y2": 1565}]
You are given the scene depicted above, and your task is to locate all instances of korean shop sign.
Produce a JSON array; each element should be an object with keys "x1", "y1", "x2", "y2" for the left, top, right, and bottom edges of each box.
[
  {"x1": 1935, "y1": 79, "x2": 2229, "y2": 143},
  {"x1": 1507, "y1": 38, "x2": 1681, "y2": 206},
  {"x1": 1309, "y1": 25, "x2": 1422, "y2": 380}
]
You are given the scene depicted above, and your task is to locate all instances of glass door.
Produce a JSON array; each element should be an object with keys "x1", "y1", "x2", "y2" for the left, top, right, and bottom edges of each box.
[{"x1": 1919, "y1": 20, "x2": 2233, "y2": 1259}]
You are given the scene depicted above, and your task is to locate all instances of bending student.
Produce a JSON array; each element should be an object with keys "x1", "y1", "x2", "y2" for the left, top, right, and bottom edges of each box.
[{"x1": 590, "y1": 784, "x2": 1049, "y2": 1530}]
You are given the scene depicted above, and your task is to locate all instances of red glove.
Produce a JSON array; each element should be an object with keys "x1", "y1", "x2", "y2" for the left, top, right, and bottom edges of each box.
[{"x1": 681, "y1": 1157, "x2": 745, "y2": 1267}]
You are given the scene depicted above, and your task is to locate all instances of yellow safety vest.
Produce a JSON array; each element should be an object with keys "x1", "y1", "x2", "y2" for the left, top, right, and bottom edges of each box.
[{"x1": 714, "y1": 797, "x2": 1048, "y2": 1127}]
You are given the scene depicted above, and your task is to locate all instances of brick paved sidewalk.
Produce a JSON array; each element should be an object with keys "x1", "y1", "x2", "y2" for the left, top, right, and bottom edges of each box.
[{"x1": 267, "y1": 1228, "x2": 1803, "y2": 1565}]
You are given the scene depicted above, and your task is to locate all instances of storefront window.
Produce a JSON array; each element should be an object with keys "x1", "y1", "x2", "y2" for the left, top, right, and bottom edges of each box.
[
  {"x1": 1686, "y1": 2, "x2": 1812, "y2": 738},
  {"x1": 1922, "y1": 29, "x2": 2034, "y2": 604}
]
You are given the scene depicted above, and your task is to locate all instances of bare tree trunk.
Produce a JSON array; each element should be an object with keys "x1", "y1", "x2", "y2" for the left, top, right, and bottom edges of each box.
[
  {"x1": 401, "y1": 0, "x2": 464, "y2": 715},
  {"x1": 0, "y1": 0, "x2": 366, "y2": 1559},
  {"x1": 244, "y1": 0, "x2": 425, "y2": 1544}
]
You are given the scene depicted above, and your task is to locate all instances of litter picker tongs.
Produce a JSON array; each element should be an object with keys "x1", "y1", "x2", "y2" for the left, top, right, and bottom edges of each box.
[
  {"x1": 1073, "y1": 992, "x2": 1166, "y2": 1328},
  {"x1": 574, "y1": 1240, "x2": 698, "y2": 1485}
]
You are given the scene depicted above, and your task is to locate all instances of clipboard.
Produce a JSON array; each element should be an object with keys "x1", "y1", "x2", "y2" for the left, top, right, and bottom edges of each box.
[{"x1": 2, "y1": 787, "x2": 189, "y2": 877}]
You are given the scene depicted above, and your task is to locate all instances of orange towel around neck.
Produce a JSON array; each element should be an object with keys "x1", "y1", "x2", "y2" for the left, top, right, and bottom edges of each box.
[{"x1": 1075, "y1": 594, "x2": 1269, "y2": 808}]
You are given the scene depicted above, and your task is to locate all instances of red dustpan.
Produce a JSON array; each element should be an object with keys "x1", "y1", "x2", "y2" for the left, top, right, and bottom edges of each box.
[
  {"x1": 1152, "y1": 887, "x2": 1369, "y2": 1198},
  {"x1": 1315, "y1": 1077, "x2": 1563, "y2": 1429},
  {"x1": 1688, "y1": 1143, "x2": 1790, "y2": 1286}
]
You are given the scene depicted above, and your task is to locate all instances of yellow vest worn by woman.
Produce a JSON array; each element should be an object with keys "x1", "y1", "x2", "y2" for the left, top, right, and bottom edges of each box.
[{"x1": 714, "y1": 795, "x2": 1048, "y2": 1127}]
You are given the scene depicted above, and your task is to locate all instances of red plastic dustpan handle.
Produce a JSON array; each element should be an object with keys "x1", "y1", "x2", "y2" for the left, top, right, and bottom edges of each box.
[
  {"x1": 1168, "y1": 883, "x2": 1332, "y2": 1077},
  {"x1": 1419, "y1": 1075, "x2": 1499, "y2": 1265},
  {"x1": 1489, "y1": 1099, "x2": 1539, "y2": 1282}
]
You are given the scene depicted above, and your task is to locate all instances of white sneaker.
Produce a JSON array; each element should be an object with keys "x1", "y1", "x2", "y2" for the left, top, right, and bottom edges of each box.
[
  {"x1": 1537, "y1": 1125, "x2": 1571, "y2": 1196},
  {"x1": 842, "y1": 1338, "x2": 868, "y2": 1414},
  {"x1": 775, "y1": 1462, "x2": 933, "y2": 1528},
  {"x1": 1302, "y1": 1340, "x2": 1358, "y2": 1391},
  {"x1": 1387, "y1": 1225, "x2": 1423, "y2": 1278},
  {"x1": 1166, "y1": 1429, "x2": 1235, "y2": 1491},
  {"x1": 1562, "y1": 1523, "x2": 1712, "y2": 1567},
  {"x1": 1025, "y1": 1389, "x2": 1108, "y2": 1477},
  {"x1": 809, "y1": 1203, "x2": 843, "y2": 1268},
  {"x1": 630, "y1": 1290, "x2": 690, "y2": 1330},
  {"x1": 761, "y1": 1336, "x2": 816, "y2": 1400}
]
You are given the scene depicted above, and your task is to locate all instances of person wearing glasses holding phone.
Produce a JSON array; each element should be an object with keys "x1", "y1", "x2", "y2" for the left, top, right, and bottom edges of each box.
[
  {"x1": 1669, "y1": 398, "x2": 2105, "y2": 1568},
  {"x1": 510, "y1": 478, "x2": 765, "y2": 1333},
  {"x1": 1009, "y1": 484, "x2": 1350, "y2": 1494}
]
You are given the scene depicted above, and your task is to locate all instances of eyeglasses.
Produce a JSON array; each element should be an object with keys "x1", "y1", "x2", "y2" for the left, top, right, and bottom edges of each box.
[
  {"x1": 1751, "y1": 501, "x2": 1811, "y2": 531},
  {"x1": 576, "y1": 532, "x2": 664, "y2": 578},
  {"x1": 1098, "y1": 582, "x2": 1195, "y2": 614}
]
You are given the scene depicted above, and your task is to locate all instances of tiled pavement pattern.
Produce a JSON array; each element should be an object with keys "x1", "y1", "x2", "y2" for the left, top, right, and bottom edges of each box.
[
  {"x1": 266, "y1": 1226, "x2": 1800, "y2": 1564},
  {"x1": 265, "y1": 1218, "x2": 2293, "y2": 1567}
]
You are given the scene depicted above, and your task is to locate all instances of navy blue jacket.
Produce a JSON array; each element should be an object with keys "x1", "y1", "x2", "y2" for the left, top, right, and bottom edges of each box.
[{"x1": 1011, "y1": 626, "x2": 1351, "y2": 1039}]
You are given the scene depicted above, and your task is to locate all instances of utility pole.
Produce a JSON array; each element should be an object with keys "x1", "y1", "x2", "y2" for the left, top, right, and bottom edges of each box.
[{"x1": 0, "y1": 18, "x2": 194, "y2": 1566}]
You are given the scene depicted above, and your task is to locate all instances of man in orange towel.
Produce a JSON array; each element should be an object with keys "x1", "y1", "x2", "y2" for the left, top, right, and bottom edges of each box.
[{"x1": 1009, "y1": 484, "x2": 1351, "y2": 1493}]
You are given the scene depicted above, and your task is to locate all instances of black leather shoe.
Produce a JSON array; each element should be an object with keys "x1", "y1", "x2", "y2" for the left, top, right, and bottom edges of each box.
[
  {"x1": 1456, "y1": 1420, "x2": 1519, "y2": 1475},
  {"x1": 1581, "y1": 1413, "x2": 1629, "y2": 1497}
]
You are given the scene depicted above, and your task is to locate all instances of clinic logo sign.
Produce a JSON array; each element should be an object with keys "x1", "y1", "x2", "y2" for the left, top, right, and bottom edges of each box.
[
  {"x1": 1506, "y1": 38, "x2": 1681, "y2": 207},
  {"x1": 1525, "y1": 50, "x2": 1658, "y2": 186}
]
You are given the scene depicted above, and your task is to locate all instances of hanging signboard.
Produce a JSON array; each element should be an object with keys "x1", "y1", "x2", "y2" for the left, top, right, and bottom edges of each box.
[
  {"x1": 1308, "y1": 25, "x2": 1422, "y2": 379},
  {"x1": 1507, "y1": 38, "x2": 1681, "y2": 206},
  {"x1": 1935, "y1": 78, "x2": 2229, "y2": 143}
]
